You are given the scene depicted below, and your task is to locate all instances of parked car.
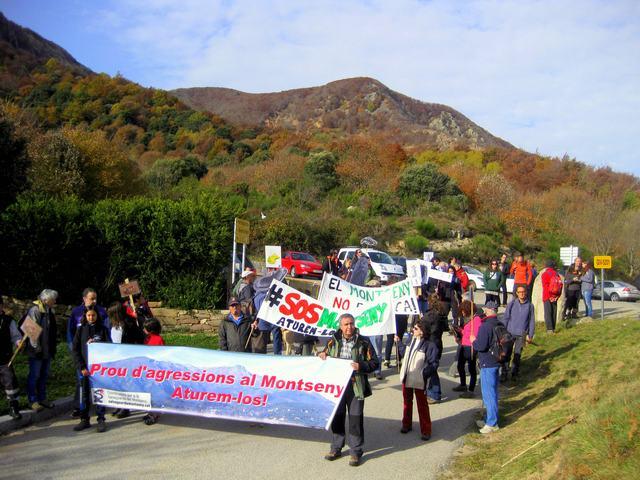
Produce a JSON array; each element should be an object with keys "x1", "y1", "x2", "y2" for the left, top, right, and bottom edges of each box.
[
  {"x1": 281, "y1": 251, "x2": 323, "y2": 279},
  {"x1": 391, "y1": 256, "x2": 408, "y2": 275},
  {"x1": 462, "y1": 265, "x2": 485, "y2": 291},
  {"x1": 337, "y1": 247, "x2": 405, "y2": 284},
  {"x1": 592, "y1": 280, "x2": 640, "y2": 302}
]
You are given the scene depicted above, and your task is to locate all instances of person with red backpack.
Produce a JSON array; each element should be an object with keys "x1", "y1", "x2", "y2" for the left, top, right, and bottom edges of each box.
[{"x1": 541, "y1": 260, "x2": 563, "y2": 333}]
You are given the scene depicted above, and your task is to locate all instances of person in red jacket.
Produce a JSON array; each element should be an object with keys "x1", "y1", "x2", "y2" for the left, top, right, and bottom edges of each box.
[
  {"x1": 509, "y1": 252, "x2": 533, "y2": 294},
  {"x1": 142, "y1": 317, "x2": 164, "y2": 425},
  {"x1": 453, "y1": 264, "x2": 470, "y2": 294},
  {"x1": 540, "y1": 260, "x2": 563, "y2": 333}
]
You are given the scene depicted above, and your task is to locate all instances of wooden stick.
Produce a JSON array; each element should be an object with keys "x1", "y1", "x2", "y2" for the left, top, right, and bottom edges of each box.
[
  {"x1": 395, "y1": 338, "x2": 400, "y2": 372},
  {"x1": 500, "y1": 416, "x2": 577, "y2": 468},
  {"x1": 125, "y1": 278, "x2": 135, "y2": 315},
  {"x1": 244, "y1": 325, "x2": 255, "y2": 350},
  {"x1": 7, "y1": 336, "x2": 27, "y2": 368}
]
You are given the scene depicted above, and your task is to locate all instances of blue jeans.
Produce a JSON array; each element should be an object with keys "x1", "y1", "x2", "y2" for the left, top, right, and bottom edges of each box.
[
  {"x1": 370, "y1": 335, "x2": 383, "y2": 374},
  {"x1": 27, "y1": 357, "x2": 51, "y2": 403},
  {"x1": 480, "y1": 367, "x2": 500, "y2": 427},
  {"x1": 582, "y1": 290, "x2": 593, "y2": 317},
  {"x1": 271, "y1": 324, "x2": 283, "y2": 355}
]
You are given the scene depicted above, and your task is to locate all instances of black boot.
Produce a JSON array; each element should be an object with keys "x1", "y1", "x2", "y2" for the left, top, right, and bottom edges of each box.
[
  {"x1": 73, "y1": 418, "x2": 91, "y2": 431},
  {"x1": 9, "y1": 400, "x2": 22, "y2": 420}
]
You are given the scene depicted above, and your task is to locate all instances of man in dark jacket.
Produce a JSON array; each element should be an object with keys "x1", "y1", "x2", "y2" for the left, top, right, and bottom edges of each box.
[
  {"x1": 472, "y1": 301, "x2": 500, "y2": 434},
  {"x1": 218, "y1": 297, "x2": 252, "y2": 352},
  {"x1": 0, "y1": 296, "x2": 23, "y2": 419},
  {"x1": 24, "y1": 289, "x2": 58, "y2": 412},
  {"x1": 319, "y1": 313, "x2": 379, "y2": 467},
  {"x1": 501, "y1": 287, "x2": 535, "y2": 381}
]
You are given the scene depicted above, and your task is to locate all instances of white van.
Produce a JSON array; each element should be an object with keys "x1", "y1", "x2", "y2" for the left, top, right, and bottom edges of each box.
[{"x1": 337, "y1": 247, "x2": 405, "y2": 284}]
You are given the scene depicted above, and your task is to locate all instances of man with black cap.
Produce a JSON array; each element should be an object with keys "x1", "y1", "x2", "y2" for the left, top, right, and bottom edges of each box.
[
  {"x1": 0, "y1": 296, "x2": 23, "y2": 419},
  {"x1": 471, "y1": 300, "x2": 501, "y2": 434},
  {"x1": 218, "y1": 297, "x2": 252, "y2": 352}
]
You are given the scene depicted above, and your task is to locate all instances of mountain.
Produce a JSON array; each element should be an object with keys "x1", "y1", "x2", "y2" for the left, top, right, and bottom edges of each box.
[
  {"x1": 171, "y1": 77, "x2": 513, "y2": 150},
  {"x1": 0, "y1": 11, "x2": 90, "y2": 93}
]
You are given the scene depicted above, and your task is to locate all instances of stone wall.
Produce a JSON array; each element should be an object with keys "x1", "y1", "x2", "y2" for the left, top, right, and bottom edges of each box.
[{"x1": 0, "y1": 296, "x2": 224, "y2": 334}]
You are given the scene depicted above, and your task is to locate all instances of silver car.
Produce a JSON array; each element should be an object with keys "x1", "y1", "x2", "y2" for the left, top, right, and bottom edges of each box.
[
  {"x1": 592, "y1": 280, "x2": 640, "y2": 302},
  {"x1": 462, "y1": 266, "x2": 485, "y2": 291}
]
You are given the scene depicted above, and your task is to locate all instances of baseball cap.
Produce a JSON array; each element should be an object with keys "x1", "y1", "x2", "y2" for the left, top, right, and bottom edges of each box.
[
  {"x1": 241, "y1": 269, "x2": 256, "y2": 278},
  {"x1": 228, "y1": 297, "x2": 240, "y2": 306}
]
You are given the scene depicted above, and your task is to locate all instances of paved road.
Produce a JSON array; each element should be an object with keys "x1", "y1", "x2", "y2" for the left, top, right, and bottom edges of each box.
[
  {"x1": 0, "y1": 334, "x2": 480, "y2": 480},
  {"x1": 3, "y1": 293, "x2": 636, "y2": 480}
]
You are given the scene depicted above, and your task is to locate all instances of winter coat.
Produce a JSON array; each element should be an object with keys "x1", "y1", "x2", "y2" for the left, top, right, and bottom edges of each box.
[
  {"x1": 72, "y1": 321, "x2": 109, "y2": 371},
  {"x1": 218, "y1": 313, "x2": 252, "y2": 352},
  {"x1": 67, "y1": 303, "x2": 110, "y2": 345},
  {"x1": 510, "y1": 261, "x2": 534, "y2": 285},
  {"x1": 0, "y1": 313, "x2": 21, "y2": 364},
  {"x1": 23, "y1": 301, "x2": 57, "y2": 360},
  {"x1": 472, "y1": 314, "x2": 500, "y2": 368},
  {"x1": 399, "y1": 336, "x2": 439, "y2": 390},
  {"x1": 324, "y1": 330, "x2": 379, "y2": 400}
]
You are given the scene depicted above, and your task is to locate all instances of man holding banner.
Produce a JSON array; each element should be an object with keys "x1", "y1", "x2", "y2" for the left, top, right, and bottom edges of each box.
[{"x1": 319, "y1": 313, "x2": 379, "y2": 467}]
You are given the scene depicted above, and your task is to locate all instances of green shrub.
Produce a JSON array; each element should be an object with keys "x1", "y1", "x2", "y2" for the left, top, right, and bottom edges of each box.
[
  {"x1": 0, "y1": 193, "x2": 241, "y2": 308},
  {"x1": 471, "y1": 234, "x2": 502, "y2": 263},
  {"x1": 405, "y1": 235, "x2": 430, "y2": 255},
  {"x1": 415, "y1": 219, "x2": 442, "y2": 239},
  {"x1": 397, "y1": 163, "x2": 459, "y2": 202}
]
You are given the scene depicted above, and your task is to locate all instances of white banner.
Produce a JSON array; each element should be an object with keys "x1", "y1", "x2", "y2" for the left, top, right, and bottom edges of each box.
[
  {"x1": 265, "y1": 245, "x2": 282, "y2": 268},
  {"x1": 427, "y1": 267, "x2": 454, "y2": 283},
  {"x1": 423, "y1": 251, "x2": 434, "y2": 262},
  {"x1": 89, "y1": 343, "x2": 353, "y2": 429},
  {"x1": 257, "y1": 279, "x2": 396, "y2": 337},
  {"x1": 318, "y1": 273, "x2": 419, "y2": 315}
]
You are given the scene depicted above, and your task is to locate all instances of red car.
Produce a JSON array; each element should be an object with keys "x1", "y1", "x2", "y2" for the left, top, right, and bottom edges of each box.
[{"x1": 281, "y1": 251, "x2": 323, "y2": 278}]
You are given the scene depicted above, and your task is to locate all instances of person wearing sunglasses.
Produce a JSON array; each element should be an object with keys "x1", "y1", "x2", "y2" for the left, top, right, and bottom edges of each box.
[{"x1": 483, "y1": 260, "x2": 504, "y2": 308}]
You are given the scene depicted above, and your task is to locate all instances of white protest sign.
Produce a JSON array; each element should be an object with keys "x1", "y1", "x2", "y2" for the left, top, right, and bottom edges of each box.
[
  {"x1": 406, "y1": 259, "x2": 429, "y2": 287},
  {"x1": 257, "y1": 279, "x2": 395, "y2": 337},
  {"x1": 318, "y1": 273, "x2": 419, "y2": 315},
  {"x1": 423, "y1": 251, "x2": 434, "y2": 262},
  {"x1": 427, "y1": 266, "x2": 453, "y2": 283},
  {"x1": 265, "y1": 245, "x2": 282, "y2": 268}
]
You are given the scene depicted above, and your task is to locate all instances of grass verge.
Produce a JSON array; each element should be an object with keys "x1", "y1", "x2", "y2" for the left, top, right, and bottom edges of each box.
[
  {"x1": 442, "y1": 318, "x2": 640, "y2": 480},
  {"x1": 1, "y1": 332, "x2": 219, "y2": 415}
]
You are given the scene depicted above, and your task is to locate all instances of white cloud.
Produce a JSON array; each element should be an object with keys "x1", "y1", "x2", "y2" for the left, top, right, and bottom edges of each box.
[{"x1": 91, "y1": 0, "x2": 640, "y2": 175}]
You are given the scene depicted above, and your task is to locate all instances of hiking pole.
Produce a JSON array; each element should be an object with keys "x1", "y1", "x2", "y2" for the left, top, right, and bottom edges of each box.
[
  {"x1": 500, "y1": 416, "x2": 577, "y2": 468},
  {"x1": 7, "y1": 336, "x2": 27, "y2": 368}
]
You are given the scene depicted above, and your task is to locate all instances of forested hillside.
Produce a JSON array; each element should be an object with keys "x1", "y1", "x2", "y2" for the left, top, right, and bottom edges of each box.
[{"x1": 1, "y1": 12, "x2": 639, "y2": 308}]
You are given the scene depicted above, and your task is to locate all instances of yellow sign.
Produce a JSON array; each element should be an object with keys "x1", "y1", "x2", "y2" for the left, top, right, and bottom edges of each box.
[
  {"x1": 235, "y1": 218, "x2": 250, "y2": 244},
  {"x1": 593, "y1": 256, "x2": 612, "y2": 269}
]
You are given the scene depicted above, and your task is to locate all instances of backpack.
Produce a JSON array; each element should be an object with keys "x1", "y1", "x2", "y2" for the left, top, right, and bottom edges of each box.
[
  {"x1": 548, "y1": 272, "x2": 563, "y2": 299},
  {"x1": 489, "y1": 322, "x2": 514, "y2": 362}
]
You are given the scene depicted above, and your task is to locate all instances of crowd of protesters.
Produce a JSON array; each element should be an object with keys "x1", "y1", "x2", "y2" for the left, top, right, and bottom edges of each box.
[{"x1": 0, "y1": 249, "x2": 598, "y2": 466}]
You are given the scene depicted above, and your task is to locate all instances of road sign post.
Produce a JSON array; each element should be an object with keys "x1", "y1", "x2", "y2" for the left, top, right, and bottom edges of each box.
[
  {"x1": 593, "y1": 256, "x2": 612, "y2": 321},
  {"x1": 232, "y1": 218, "x2": 251, "y2": 284}
]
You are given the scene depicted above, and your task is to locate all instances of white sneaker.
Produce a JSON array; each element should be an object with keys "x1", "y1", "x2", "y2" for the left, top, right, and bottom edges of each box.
[
  {"x1": 479, "y1": 424, "x2": 499, "y2": 434},
  {"x1": 475, "y1": 419, "x2": 485, "y2": 428}
]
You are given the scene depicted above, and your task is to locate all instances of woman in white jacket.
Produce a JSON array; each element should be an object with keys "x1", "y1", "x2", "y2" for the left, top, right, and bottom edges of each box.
[{"x1": 399, "y1": 320, "x2": 439, "y2": 440}]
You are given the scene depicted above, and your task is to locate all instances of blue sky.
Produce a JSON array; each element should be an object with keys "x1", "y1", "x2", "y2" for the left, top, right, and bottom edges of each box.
[{"x1": 3, "y1": 0, "x2": 639, "y2": 175}]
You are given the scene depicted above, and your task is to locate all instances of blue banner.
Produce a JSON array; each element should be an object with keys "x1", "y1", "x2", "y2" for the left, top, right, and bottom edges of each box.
[{"x1": 88, "y1": 343, "x2": 354, "y2": 429}]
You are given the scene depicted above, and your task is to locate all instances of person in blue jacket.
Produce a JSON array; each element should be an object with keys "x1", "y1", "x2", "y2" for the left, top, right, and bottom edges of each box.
[
  {"x1": 67, "y1": 288, "x2": 110, "y2": 417},
  {"x1": 501, "y1": 286, "x2": 535, "y2": 382},
  {"x1": 471, "y1": 300, "x2": 500, "y2": 434}
]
